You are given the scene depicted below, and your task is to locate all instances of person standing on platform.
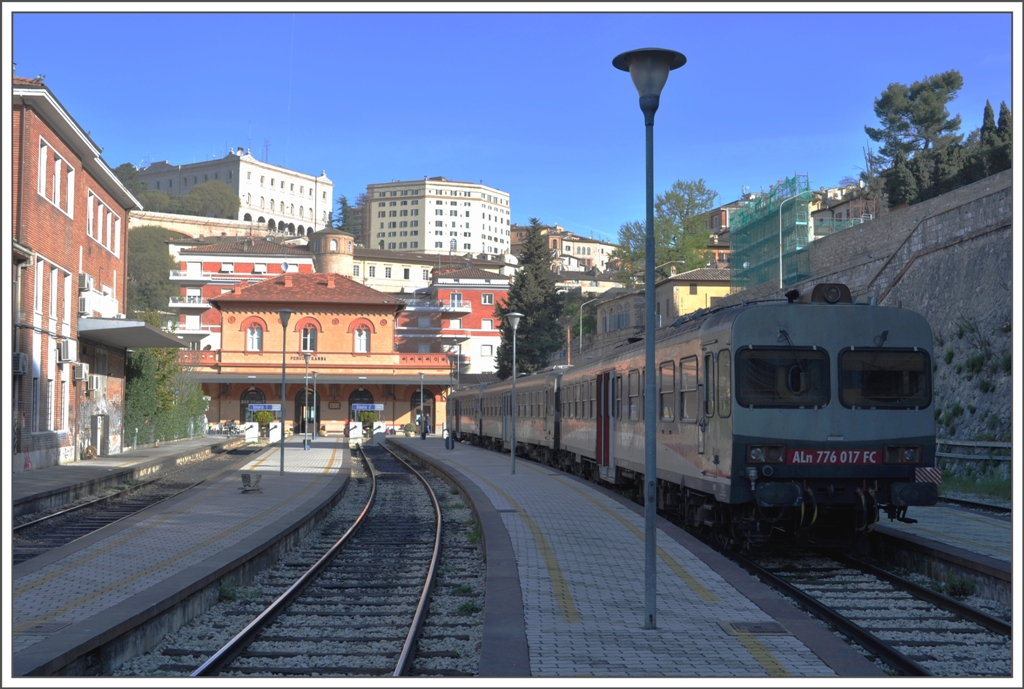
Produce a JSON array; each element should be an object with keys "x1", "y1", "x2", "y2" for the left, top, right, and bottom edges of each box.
[{"x1": 421, "y1": 413, "x2": 430, "y2": 440}]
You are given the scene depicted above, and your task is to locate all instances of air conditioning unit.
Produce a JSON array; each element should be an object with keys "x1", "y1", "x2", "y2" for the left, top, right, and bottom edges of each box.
[
  {"x1": 87, "y1": 375, "x2": 100, "y2": 392},
  {"x1": 78, "y1": 272, "x2": 94, "y2": 292},
  {"x1": 13, "y1": 352, "x2": 29, "y2": 376},
  {"x1": 79, "y1": 295, "x2": 91, "y2": 316},
  {"x1": 113, "y1": 313, "x2": 126, "y2": 319},
  {"x1": 74, "y1": 362, "x2": 90, "y2": 382},
  {"x1": 58, "y1": 339, "x2": 78, "y2": 363}
]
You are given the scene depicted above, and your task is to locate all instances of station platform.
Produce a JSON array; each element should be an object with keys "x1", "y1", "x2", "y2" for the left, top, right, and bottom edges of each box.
[
  {"x1": 389, "y1": 437, "x2": 886, "y2": 678},
  {"x1": 877, "y1": 502, "x2": 1012, "y2": 564},
  {"x1": 10, "y1": 435, "x2": 350, "y2": 677},
  {"x1": 12, "y1": 435, "x2": 246, "y2": 519}
]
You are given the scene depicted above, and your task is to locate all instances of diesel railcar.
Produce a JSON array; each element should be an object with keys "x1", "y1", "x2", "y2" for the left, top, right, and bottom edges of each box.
[{"x1": 452, "y1": 284, "x2": 938, "y2": 547}]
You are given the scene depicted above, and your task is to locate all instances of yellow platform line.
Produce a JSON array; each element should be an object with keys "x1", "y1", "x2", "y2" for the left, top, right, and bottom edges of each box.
[
  {"x1": 735, "y1": 630, "x2": 791, "y2": 677},
  {"x1": 539, "y1": 469, "x2": 719, "y2": 603},
  {"x1": 458, "y1": 466, "x2": 581, "y2": 624},
  {"x1": 14, "y1": 456, "x2": 340, "y2": 633}
]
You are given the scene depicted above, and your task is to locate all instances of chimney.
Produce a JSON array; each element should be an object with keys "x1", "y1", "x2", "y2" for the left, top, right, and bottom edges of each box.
[
  {"x1": 326, "y1": 275, "x2": 335, "y2": 288},
  {"x1": 283, "y1": 274, "x2": 292, "y2": 287},
  {"x1": 234, "y1": 280, "x2": 248, "y2": 294},
  {"x1": 670, "y1": 265, "x2": 677, "y2": 276}
]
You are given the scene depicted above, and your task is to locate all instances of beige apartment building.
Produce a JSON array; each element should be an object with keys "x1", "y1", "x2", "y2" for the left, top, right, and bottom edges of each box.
[{"x1": 365, "y1": 177, "x2": 511, "y2": 257}]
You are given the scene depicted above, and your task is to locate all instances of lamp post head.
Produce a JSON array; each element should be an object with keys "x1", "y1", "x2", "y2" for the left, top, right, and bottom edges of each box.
[
  {"x1": 277, "y1": 308, "x2": 294, "y2": 328},
  {"x1": 506, "y1": 312, "x2": 524, "y2": 332},
  {"x1": 613, "y1": 48, "x2": 686, "y2": 124},
  {"x1": 420, "y1": 371, "x2": 424, "y2": 381},
  {"x1": 303, "y1": 352, "x2": 311, "y2": 365}
]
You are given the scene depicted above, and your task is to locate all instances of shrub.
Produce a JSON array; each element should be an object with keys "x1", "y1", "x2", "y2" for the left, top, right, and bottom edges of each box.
[
  {"x1": 948, "y1": 403, "x2": 964, "y2": 419},
  {"x1": 954, "y1": 364, "x2": 962, "y2": 374},
  {"x1": 1001, "y1": 352, "x2": 1011, "y2": 374},
  {"x1": 943, "y1": 349, "x2": 954, "y2": 364},
  {"x1": 967, "y1": 404, "x2": 976, "y2": 415},
  {"x1": 979, "y1": 379, "x2": 995, "y2": 393},
  {"x1": 965, "y1": 353, "x2": 986, "y2": 375}
]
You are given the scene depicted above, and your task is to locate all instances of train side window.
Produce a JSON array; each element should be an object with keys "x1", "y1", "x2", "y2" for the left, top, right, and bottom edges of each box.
[
  {"x1": 718, "y1": 349, "x2": 732, "y2": 418},
  {"x1": 591, "y1": 380, "x2": 597, "y2": 419},
  {"x1": 628, "y1": 370, "x2": 640, "y2": 420},
  {"x1": 703, "y1": 352, "x2": 715, "y2": 417},
  {"x1": 679, "y1": 356, "x2": 698, "y2": 422},
  {"x1": 615, "y1": 375, "x2": 622, "y2": 419},
  {"x1": 641, "y1": 368, "x2": 646, "y2": 420},
  {"x1": 659, "y1": 360, "x2": 675, "y2": 421},
  {"x1": 575, "y1": 384, "x2": 581, "y2": 418}
]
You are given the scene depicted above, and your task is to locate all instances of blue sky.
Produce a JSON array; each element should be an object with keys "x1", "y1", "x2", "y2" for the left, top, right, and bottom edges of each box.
[{"x1": 8, "y1": 7, "x2": 1016, "y2": 244}]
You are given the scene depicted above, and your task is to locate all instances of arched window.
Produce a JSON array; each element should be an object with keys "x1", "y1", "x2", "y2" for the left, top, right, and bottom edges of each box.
[
  {"x1": 270, "y1": 199, "x2": 275, "y2": 211},
  {"x1": 246, "y1": 193, "x2": 251, "y2": 204},
  {"x1": 299, "y1": 205, "x2": 303, "y2": 218},
  {"x1": 244, "y1": 213, "x2": 252, "y2": 221},
  {"x1": 313, "y1": 240, "x2": 320, "y2": 252},
  {"x1": 354, "y1": 325, "x2": 370, "y2": 353},
  {"x1": 301, "y1": 325, "x2": 317, "y2": 352},
  {"x1": 290, "y1": 204, "x2": 294, "y2": 215},
  {"x1": 260, "y1": 197, "x2": 265, "y2": 209},
  {"x1": 247, "y1": 324, "x2": 263, "y2": 351},
  {"x1": 240, "y1": 387, "x2": 266, "y2": 423},
  {"x1": 330, "y1": 239, "x2": 338, "y2": 251}
]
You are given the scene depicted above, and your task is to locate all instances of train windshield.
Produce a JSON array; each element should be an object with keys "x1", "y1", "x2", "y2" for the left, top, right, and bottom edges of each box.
[
  {"x1": 839, "y1": 349, "x2": 931, "y2": 409},
  {"x1": 735, "y1": 348, "x2": 830, "y2": 408}
]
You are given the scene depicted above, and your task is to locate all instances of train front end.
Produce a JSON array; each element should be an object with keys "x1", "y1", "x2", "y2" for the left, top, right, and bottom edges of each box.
[{"x1": 727, "y1": 285, "x2": 937, "y2": 544}]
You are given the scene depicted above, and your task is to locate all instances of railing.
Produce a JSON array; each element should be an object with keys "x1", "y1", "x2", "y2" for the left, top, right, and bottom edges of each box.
[
  {"x1": 170, "y1": 270, "x2": 271, "y2": 282},
  {"x1": 178, "y1": 350, "x2": 219, "y2": 365},
  {"x1": 169, "y1": 296, "x2": 211, "y2": 307},
  {"x1": 175, "y1": 324, "x2": 219, "y2": 336},
  {"x1": 936, "y1": 439, "x2": 1012, "y2": 462},
  {"x1": 400, "y1": 298, "x2": 473, "y2": 311}
]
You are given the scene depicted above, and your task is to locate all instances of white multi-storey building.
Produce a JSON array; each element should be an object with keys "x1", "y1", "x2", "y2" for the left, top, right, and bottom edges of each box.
[
  {"x1": 366, "y1": 177, "x2": 511, "y2": 256},
  {"x1": 136, "y1": 148, "x2": 333, "y2": 236}
]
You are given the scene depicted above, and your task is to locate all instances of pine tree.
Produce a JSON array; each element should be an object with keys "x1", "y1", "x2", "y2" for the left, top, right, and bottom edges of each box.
[
  {"x1": 884, "y1": 151, "x2": 919, "y2": 207},
  {"x1": 495, "y1": 218, "x2": 567, "y2": 379}
]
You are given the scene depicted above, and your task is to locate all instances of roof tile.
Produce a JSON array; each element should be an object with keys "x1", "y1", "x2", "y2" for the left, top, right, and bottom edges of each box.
[{"x1": 210, "y1": 272, "x2": 405, "y2": 307}]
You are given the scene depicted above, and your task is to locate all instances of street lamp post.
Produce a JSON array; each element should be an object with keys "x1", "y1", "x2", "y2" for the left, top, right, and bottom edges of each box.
[
  {"x1": 614, "y1": 46, "x2": 686, "y2": 631},
  {"x1": 312, "y1": 370, "x2": 317, "y2": 443},
  {"x1": 303, "y1": 352, "x2": 311, "y2": 450},
  {"x1": 778, "y1": 194, "x2": 805, "y2": 289},
  {"x1": 419, "y1": 371, "x2": 425, "y2": 439},
  {"x1": 579, "y1": 298, "x2": 598, "y2": 354},
  {"x1": 506, "y1": 312, "x2": 524, "y2": 474},
  {"x1": 277, "y1": 309, "x2": 294, "y2": 474}
]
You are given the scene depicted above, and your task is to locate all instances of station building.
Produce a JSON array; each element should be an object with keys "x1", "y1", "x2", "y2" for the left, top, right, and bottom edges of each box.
[
  {"x1": 192, "y1": 272, "x2": 451, "y2": 434},
  {"x1": 12, "y1": 76, "x2": 183, "y2": 472}
]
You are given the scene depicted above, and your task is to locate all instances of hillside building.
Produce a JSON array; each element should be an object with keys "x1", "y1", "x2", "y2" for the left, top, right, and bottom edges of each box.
[{"x1": 135, "y1": 149, "x2": 333, "y2": 236}]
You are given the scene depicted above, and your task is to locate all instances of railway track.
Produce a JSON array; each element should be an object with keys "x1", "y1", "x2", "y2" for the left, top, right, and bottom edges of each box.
[
  {"x1": 936, "y1": 496, "x2": 1012, "y2": 515},
  {"x1": 12, "y1": 446, "x2": 259, "y2": 565},
  {"x1": 733, "y1": 551, "x2": 1011, "y2": 677},
  {"x1": 190, "y1": 444, "x2": 442, "y2": 677}
]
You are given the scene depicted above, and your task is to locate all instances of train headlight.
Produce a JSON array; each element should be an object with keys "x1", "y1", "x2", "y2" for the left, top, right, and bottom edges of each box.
[
  {"x1": 766, "y1": 446, "x2": 784, "y2": 463},
  {"x1": 748, "y1": 447, "x2": 765, "y2": 463},
  {"x1": 884, "y1": 445, "x2": 923, "y2": 463},
  {"x1": 747, "y1": 445, "x2": 785, "y2": 464}
]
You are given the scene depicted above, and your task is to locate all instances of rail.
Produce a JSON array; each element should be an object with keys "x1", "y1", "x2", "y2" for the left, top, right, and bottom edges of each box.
[{"x1": 936, "y1": 439, "x2": 1012, "y2": 462}]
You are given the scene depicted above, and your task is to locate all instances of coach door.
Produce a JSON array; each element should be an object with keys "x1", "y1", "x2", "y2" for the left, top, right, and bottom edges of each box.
[
  {"x1": 502, "y1": 392, "x2": 513, "y2": 450},
  {"x1": 596, "y1": 372, "x2": 616, "y2": 480}
]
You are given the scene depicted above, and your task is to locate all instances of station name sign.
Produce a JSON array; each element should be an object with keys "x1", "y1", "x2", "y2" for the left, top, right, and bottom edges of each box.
[
  {"x1": 247, "y1": 404, "x2": 282, "y2": 411},
  {"x1": 352, "y1": 404, "x2": 385, "y2": 411}
]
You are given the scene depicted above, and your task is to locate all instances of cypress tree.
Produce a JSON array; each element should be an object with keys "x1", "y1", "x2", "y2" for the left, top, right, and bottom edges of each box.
[
  {"x1": 991, "y1": 101, "x2": 1012, "y2": 173},
  {"x1": 884, "y1": 151, "x2": 919, "y2": 207},
  {"x1": 495, "y1": 218, "x2": 567, "y2": 379}
]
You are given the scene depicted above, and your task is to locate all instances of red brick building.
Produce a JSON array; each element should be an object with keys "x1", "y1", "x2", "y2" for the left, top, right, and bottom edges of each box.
[
  {"x1": 12, "y1": 76, "x2": 182, "y2": 471},
  {"x1": 191, "y1": 272, "x2": 451, "y2": 433}
]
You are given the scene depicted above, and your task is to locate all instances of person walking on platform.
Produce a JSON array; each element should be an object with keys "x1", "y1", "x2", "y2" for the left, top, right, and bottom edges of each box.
[{"x1": 421, "y1": 413, "x2": 430, "y2": 440}]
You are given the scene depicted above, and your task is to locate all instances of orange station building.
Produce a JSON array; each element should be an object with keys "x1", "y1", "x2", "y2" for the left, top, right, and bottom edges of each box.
[{"x1": 185, "y1": 271, "x2": 451, "y2": 434}]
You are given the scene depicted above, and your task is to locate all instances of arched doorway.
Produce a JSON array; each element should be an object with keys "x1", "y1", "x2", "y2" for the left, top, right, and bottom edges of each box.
[
  {"x1": 349, "y1": 387, "x2": 377, "y2": 426},
  {"x1": 244, "y1": 212, "x2": 253, "y2": 221},
  {"x1": 411, "y1": 389, "x2": 435, "y2": 433},
  {"x1": 268, "y1": 218, "x2": 277, "y2": 231},
  {"x1": 240, "y1": 387, "x2": 266, "y2": 423},
  {"x1": 294, "y1": 388, "x2": 320, "y2": 434}
]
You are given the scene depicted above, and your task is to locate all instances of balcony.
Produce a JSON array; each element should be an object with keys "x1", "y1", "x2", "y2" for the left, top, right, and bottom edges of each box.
[
  {"x1": 169, "y1": 296, "x2": 212, "y2": 309},
  {"x1": 170, "y1": 269, "x2": 274, "y2": 283},
  {"x1": 399, "y1": 297, "x2": 473, "y2": 313},
  {"x1": 174, "y1": 323, "x2": 220, "y2": 340}
]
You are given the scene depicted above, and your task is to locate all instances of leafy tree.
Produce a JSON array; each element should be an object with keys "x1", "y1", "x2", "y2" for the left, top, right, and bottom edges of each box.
[
  {"x1": 174, "y1": 180, "x2": 240, "y2": 218},
  {"x1": 127, "y1": 226, "x2": 188, "y2": 315},
  {"x1": 609, "y1": 178, "x2": 717, "y2": 284},
  {"x1": 494, "y1": 218, "x2": 567, "y2": 379},
  {"x1": 112, "y1": 162, "x2": 149, "y2": 197},
  {"x1": 124, "y1": 310, "x2": 207, "y2": 444},
  {"x1": 135, "y1": 189, "x2": 173, "y2": 213},
  {"x1": 865, "y1": 70, "x2": 964, "y2": 164}
]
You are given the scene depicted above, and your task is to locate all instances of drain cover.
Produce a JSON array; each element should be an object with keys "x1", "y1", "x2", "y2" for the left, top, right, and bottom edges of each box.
[
  {"x1": 728, "y1": 621, "x2": 789, "y2": 634},
  {"x1": 25, "y1": 622, "x2": 72, "y2": 635}
]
